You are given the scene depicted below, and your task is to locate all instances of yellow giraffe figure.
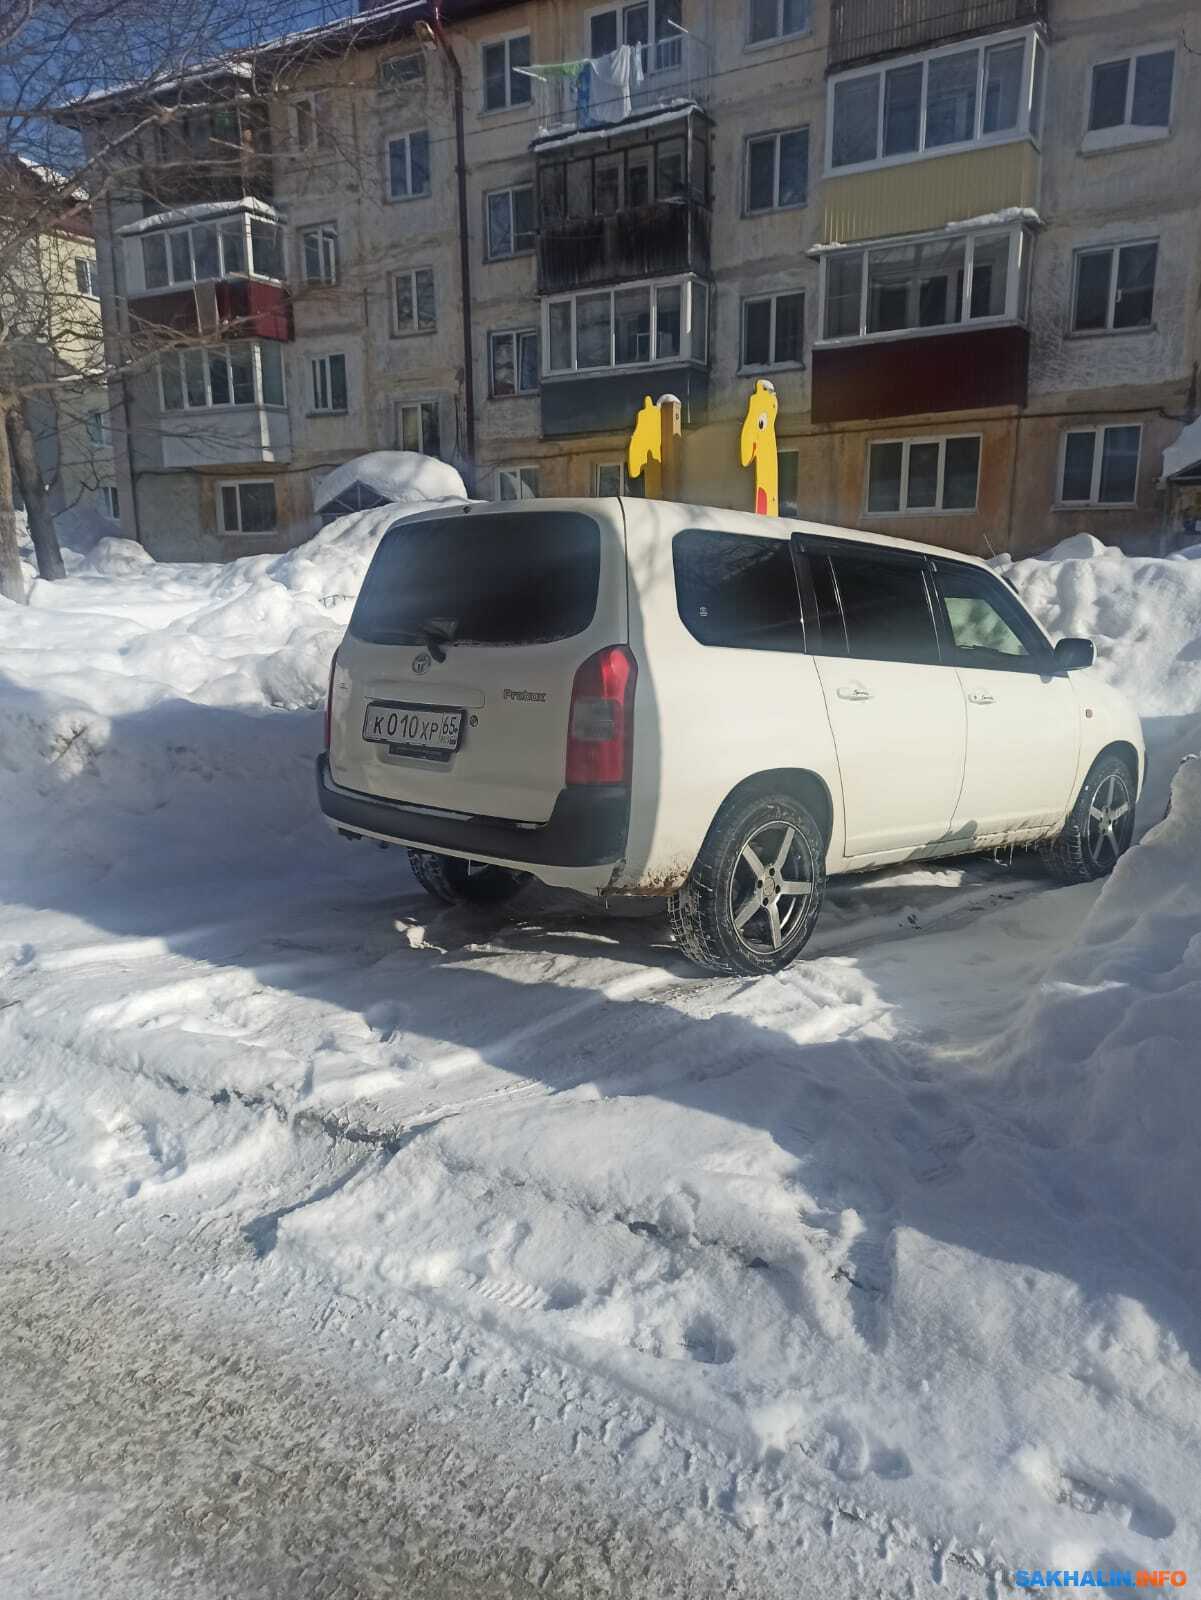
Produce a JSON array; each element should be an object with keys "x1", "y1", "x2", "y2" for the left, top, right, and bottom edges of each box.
[
  {"x1": 739, "y1": 378, "x2": 779, "y2": 516},
  {"x1": 627, "y1": 395, "x2": 664, "y2": 498}
]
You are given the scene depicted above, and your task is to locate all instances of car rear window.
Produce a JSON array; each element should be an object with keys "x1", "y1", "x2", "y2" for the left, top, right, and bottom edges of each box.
[
  {"x1": 823, "y1": 550, "x2": 939, "y2": 665},
  {"x1": 673, "y1": 529, "x2": 806, "y2": 652},
  {"x1": 350, "y1": 511, "x2": 602, "y2": 647}
]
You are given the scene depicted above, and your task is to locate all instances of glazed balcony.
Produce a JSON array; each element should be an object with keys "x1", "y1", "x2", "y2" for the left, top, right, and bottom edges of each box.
[
  {"x1": 119, "y1": 201, "x2": 291, "y2": 343},
  {"x1": 829, "y1": 0, "x2": 1046, "y2": 72},
  {"x1": 537, "y1": 197, "x2": 709, "y2": 294}
]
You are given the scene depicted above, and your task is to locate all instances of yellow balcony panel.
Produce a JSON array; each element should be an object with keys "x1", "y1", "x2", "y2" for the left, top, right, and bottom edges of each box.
[{"x1": 820, "y1": 141, "x2": 1040, "y2": 245}]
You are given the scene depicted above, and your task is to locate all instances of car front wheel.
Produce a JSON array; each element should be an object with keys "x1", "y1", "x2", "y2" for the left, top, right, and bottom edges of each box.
[
  {"x1": 1040, "y1": 753, "x2": 1137, "y2": 883},
  {"x1": 668, "y1": 791, "x2": 826, "y2": 976}
]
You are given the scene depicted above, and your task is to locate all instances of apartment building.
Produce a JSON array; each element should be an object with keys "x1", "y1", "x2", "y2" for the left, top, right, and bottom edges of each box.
[
  {"x1": 2, "y1": 159, "x2": 116, "y2": 521},
  {"x1": 66, "y1": 0, "x2": 1201, "y2": 559}
]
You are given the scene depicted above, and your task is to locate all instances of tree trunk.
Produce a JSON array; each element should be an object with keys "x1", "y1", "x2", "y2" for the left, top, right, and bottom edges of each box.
[
  {"x1": 8, "y1": 402, "x2": 65, "y2": 581},
  {"x1": 0, "y1": 399, "x2": 26, "y2": 604}
]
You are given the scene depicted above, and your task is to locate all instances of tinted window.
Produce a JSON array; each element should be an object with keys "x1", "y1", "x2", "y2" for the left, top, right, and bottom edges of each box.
[
  {"x1": 351, "y1": 512, "x2": 600, "y2": 648},
  {"x1": 829, "y1": 551, "x2": 938, "y2": 664},
  {"x1": 935, "y1": 565, "x2": 1047, "y2": 668},
  {"x1": 673, "y1": 530, "x2": 805, "y2": 651}
]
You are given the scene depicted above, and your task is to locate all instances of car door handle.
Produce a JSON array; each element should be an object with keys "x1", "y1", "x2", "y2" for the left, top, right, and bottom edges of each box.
[
  {"x1": 967, "y1": 690, "x2": 996, "y2": 705},
  {"x1": 836, "y1": 683, "x2": 873, "y2": 702}
]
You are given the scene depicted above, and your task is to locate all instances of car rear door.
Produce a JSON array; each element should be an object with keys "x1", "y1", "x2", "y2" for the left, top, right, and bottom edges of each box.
[
  {"x1": 330, "y1": 503, "x2": 626, "y2": 824},
  {"x1": 794, "y1": 537, "x2": 966, "y2": 857},
  {"x1": 929, "y1": 560, "x2": 1080, "y2": 836}
]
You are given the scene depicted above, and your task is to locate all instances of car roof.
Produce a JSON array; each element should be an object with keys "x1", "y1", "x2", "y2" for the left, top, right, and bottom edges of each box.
[{"x1": 401, "y1": 498, "x2": 996, "y2": 573}]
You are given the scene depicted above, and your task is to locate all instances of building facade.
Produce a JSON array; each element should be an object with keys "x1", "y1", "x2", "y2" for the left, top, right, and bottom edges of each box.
[{"x1": 72, "y1": 0, "x2": 1201, "y2": 559}]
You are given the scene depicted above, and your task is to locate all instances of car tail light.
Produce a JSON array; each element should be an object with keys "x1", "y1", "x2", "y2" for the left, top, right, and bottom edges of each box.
[
  {"x1": 323, "y1": 649, "x2": 338, "y2": 750},
  {"x1": 566, "y1": 645, "x2": 636, "y2": 786}
]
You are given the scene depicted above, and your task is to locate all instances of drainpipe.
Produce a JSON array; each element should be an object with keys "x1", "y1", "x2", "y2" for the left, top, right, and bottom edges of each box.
[{"x1": 422, "y1": 7, "x2": 476, "y2": 486}]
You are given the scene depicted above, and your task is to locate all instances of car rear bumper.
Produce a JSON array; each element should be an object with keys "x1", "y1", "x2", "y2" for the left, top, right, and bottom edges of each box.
[{"x1": 316, "y1": 755, "x2": 629, "y2": 869}]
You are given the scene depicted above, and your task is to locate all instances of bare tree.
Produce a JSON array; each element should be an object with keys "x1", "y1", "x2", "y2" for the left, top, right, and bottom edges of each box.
[{"x1": 0, "y1": 0, "x2": 347, "y2": 601}]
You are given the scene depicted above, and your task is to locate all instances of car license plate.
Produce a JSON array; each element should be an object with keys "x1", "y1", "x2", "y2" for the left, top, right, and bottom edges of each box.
[{"x1": 362, "y1": 701, "x2": 463, "y2": 755}]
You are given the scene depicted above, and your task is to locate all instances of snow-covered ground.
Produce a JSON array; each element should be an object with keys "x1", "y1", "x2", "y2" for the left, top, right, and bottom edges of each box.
[{"x1": 1, "y1": 513, "x2": 1200, "y2": 1598}]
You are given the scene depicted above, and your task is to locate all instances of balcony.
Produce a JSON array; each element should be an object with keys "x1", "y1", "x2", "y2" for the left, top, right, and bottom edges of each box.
[
  {"x1": 526, "y1": 31, "x2": 710, "y2": 141},
  {"x1": 120, "y1": 201, "x2": 292, "y2": 343},
  {"x1": 158, "y1": 406, "x2": 291, "y2": 470},
  {"x1": 811, "y1": 324, "x2": 1029, "y2": 422},
  {"x1": 829, "y1": 0, "x2": 1045, "y2": 72},
  {"x1": 537, "y1": 197, "x2": 709, "y2": 294}
]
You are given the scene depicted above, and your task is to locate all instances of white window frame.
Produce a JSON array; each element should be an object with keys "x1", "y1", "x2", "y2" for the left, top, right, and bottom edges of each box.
[
  {"x1": 864, "y1": 434, "x2": 982, "y2": 516},
  {"x1": 542, "y1": 274, "x2": 707, "y2": 375},
  {"x1": 85, "y1": 409, "x2": 111, "y2": 447},
  {"x1": 391, "y1": 266, "x2": 436, "y2": 335},
  {"x1": 294, "y1": 93, "x2": 333, "y2": 152},
  {"x1": 496, "y1": 464, "x2": 540, "y2": 500},
  {"x1": 379, "y1": 50, "x2": 424, "y2": 90},
  {"x1": 485, "y1": 184, "x2": 535, "y2": 260},
  {"x1": 98, "y1": 484, "x2": 119, "y2": 519},
  {"x1": 744, "y1": 126, "x2": 808, "y2": 213},
  {"x1": 75, "y1": 257, "x2": 99, "y2": 297},
  {"x1": 387, "y1": 130, "x2": 431, "y2": 200},
  {"x1": 592, "y1": 461, "x2": 638, "y2": 494},
  {"x1": 309, "y1": 353, "x2": 347, "y2": 414},
  {"x1": 489, "y1": 328, "x2": 539, "y2": 397},
  {"x1": 740, "y1": 289, "x2": 805, "y2": 369},
  {"x1": 1070, "y1": 238, "x2": 1158, "y2": 335},
  {"x1": 586, "y1": 2, "x2": 682, "y2": 75},
  {"x1": 1083, "y1": 43, "x2": 1175, "y2": 151},
  {"x1": 817, "y1": 223, "x2": 1030, "y2": 345},
  {"x1": 157, "y1": 342, "x2": 286, "y2": 412},
  {"x1": 218, "y1": 479, "x2": 278, "y2": 536},
  {"x1": 137, "y1": 214, "x2": 284, "y2": 293},
  {"x1": 746, "y1": 0, "x2": 811, "y2": 49},
  {"x1": 395, "y1": 398, "x2": 442, "y2": 455},
  {"x1": 299, "y1": 222, "x2": 338, "y2": 285},
  {"x1": 481, "y1": 32, "x2": 533, "y2": 113},
  {"x1": 825, "y1": 27, "x2": 1044, "y2": 176},
  {"x1": 1057, "y1": 424, "x2": 1142, "y2": 508}
]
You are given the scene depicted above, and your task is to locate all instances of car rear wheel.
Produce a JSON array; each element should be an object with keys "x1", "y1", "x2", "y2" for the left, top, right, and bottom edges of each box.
[
  {"x1": 1040, "y1": 753, "x2": 1136, "y2": 883},
  {"x1": 668, "y1": 791, "x2": 826, "y2": 976},
  {"x1": 407, "y1": 850, "x2": 530, "y2": 905}
]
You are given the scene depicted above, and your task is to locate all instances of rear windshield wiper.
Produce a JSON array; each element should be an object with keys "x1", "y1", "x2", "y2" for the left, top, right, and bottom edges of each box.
[{"x1": 414, "y1": 619, "x2": 457, "y2": 662}]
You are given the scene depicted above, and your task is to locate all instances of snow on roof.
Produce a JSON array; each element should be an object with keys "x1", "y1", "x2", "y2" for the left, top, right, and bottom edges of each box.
[
  {"x1": 1162, "y1": 416, "x2": 1201, "y2": 483},
  {"x1": 117, "y1": 197, "x2": 279, "y2": 236},
  {"x1": 313, "y1": 451, "x2": 468, "y2": 514},
  {"x1": 532, "y1": 100, "x2": 703, "y2": 150},
  {"x1": 59, "y1": 0, "x2": 425, "y2": 115},
  {"x1": 808, "y1": 207, "x2": 1042, "y2": 255}
]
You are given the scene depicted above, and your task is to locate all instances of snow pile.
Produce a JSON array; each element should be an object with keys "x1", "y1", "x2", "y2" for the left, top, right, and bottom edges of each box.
[
  {"x1": 1002, "y1": 756, "x2": 1201, "y2": 1274},
  {"x1": 314, "y1": 450, "x2": 467, "y2": 515},
  {"x1": 0, "y1": 500, "x2": 458, "y2": 875},
  {"x1": 1000, "y1": 534, "x2": 1201, "y2": 823}
]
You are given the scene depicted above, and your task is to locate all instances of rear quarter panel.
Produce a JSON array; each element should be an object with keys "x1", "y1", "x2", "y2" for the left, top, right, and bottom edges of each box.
[{"x1": 615, "y1": 502, "x2": 844, "y2": 892}]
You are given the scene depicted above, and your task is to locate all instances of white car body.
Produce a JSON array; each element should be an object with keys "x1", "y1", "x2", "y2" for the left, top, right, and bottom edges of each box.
[{"x1": 318, "y1": 497, "x2": 1143, "y2": 898}]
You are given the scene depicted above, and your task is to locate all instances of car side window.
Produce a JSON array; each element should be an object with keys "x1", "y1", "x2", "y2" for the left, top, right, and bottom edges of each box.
[
  {"x1": 935, "y1": 565, "x2": 1050, "y2": 669},
  {"x1": 826, "y1": 549, "x2": 939, "y2": 665},
  {"x1": 673, "y1": 529, "x2": 806, "y2": 652}
]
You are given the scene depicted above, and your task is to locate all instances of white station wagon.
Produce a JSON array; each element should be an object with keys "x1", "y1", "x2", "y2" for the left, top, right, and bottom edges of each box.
[{"x1": 319, "y1": 498, "x2": 1143, "y2": 974}]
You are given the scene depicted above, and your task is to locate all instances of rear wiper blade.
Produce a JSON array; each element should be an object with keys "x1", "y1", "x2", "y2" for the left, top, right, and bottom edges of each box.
[{"x1": 414, "y1": 619, "x2": 457, "y2": 662}]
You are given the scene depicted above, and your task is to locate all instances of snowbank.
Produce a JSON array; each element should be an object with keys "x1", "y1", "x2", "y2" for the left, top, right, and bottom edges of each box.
[
  {"x1": 1002, "y1": 757, "x2": 1201, "y2": 1273},
  {"x1": 314, "y1": 450, "x2": 467, "y2": 514},
  {"x1": 1000, "y1": 536, "x2": 1201, "y2": 825}
]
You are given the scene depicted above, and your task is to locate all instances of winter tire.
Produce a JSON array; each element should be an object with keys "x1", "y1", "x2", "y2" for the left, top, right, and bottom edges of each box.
[
  {"x1": 668, "y1": 790, "x2": 826, "y2": 976},
  {"x1": 1040, "y1": 753, "x2": 1136, "y2": 884},
  {"x1": 407, "y1": 850, "x2": 530, "y2": 905}
]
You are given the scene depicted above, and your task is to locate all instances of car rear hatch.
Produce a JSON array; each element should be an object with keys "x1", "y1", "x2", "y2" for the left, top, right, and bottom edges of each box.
[{"x1": 329, "y1": 501, "x2": 628, "y2": 825}]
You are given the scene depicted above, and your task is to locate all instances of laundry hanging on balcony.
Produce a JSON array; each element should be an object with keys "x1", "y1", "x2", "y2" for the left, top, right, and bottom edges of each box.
[{"x1": 528, "y1": 46, "x2": 646, "y2": 130}]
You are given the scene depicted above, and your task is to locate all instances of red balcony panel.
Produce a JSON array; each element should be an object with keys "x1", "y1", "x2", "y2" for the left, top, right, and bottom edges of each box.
[
  {"x1": 811, "y1": 325, "x2": 1029, "y2": 424},
  {"x1": 217, "y1": 279, "x2": 292, "y2": 341},
  {"x1": 130, "y1": 280, "x2": 293, "y2": 343}
]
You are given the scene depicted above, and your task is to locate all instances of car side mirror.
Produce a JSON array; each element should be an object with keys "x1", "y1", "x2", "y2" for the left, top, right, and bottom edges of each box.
[{"x1": 1053, "y1": 637, "x2": 1095, "y2": 672}]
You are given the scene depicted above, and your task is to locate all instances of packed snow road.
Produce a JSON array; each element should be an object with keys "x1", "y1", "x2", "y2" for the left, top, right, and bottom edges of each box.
[{"x1": 2, "y1": 521, "x2": 1200, "y2": 1596}]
